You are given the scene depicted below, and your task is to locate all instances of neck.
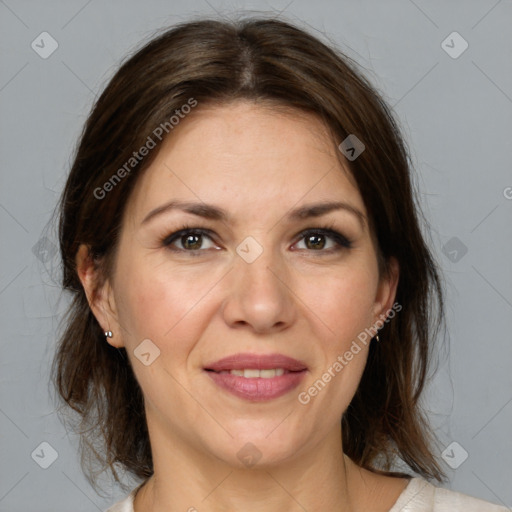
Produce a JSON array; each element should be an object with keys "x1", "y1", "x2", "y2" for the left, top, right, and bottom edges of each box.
[{"x1": 134, "y1": 426, "x2": 358, "y2": 512}]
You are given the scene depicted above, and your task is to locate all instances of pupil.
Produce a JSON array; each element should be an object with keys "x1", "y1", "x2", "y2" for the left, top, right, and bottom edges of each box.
[
  {"x1": 307, "y1": 234, "x2": 325, "y2": 250},
  {"x1": 183, "y1": 234, "x2": 201, "y2": 250}
]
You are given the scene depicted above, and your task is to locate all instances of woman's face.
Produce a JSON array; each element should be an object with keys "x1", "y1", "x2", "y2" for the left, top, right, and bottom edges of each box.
[{"x1": 86, "y1": 101, "x2": 398, "y2": 468}]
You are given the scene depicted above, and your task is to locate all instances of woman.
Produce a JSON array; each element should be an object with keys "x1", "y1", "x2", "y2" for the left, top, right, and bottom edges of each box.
[{"x1": 52, "y1": 17, "x2": 507, "y2": 511}]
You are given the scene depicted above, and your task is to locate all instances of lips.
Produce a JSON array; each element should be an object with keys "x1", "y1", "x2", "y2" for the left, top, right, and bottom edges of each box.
[
  {"x1": 204, "y1": 353, "x2": 308, "y2": 372},
  {"x1": 204, "y1": 353, "x2": 308, "y2": 402}
]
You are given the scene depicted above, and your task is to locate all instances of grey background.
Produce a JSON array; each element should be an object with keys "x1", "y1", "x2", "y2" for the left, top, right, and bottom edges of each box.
[{"x1": 1, "y1": 0, "x2": 511, "y2": 510}]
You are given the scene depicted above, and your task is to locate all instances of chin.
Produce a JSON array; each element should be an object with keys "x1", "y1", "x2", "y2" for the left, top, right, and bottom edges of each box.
[{"x1": 206, "y1": 429, "x2": 304, "y2": 470}]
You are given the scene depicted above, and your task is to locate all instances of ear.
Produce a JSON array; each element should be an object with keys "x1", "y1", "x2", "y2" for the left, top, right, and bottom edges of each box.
[
  {"x1": 372, "y1": 256, "x2": 400, "y2": 324},
  {"x1": 75, "y1": 244, "x2": 124, "y2": 348}
]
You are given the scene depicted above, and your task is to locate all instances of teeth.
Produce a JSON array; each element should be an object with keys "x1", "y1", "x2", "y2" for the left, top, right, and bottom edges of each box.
[
  {"x1": 243, "y1": 369, "x2": 260, "y2": 378},
  {"x1": 226, "y1": 368, "x2": 286, "y2": 378}
]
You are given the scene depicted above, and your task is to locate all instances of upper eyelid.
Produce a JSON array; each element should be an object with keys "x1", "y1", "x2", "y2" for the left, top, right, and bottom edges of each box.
[{"x1": 164, "y1": 226, "x2": 351, "y2": 249}]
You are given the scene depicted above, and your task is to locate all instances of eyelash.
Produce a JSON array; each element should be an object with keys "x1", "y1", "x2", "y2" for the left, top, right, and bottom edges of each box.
[{"x1": 161, "y1": 222, "x2": 353, "y2": 256}]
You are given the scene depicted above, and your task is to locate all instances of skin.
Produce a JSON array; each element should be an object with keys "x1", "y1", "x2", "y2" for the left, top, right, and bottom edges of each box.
[{"x1": 77, "y1": 101, "x2": 407, "y2": 511}]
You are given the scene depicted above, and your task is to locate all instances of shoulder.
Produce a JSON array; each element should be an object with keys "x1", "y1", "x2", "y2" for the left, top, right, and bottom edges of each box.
[
  {"x1": 390, "y1": 477, "x2": 509, "y2": 511},
  {"x1": 104, "y1": 488, "x2": 136, "y2": 512},
  {"x1": 104, "y1": 477, "x2": 510, "y2": 512}
]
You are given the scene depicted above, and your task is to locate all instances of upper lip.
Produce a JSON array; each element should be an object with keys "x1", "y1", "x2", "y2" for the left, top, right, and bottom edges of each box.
[{"x1": 204, "y1": 353, "x2": 308, "y2": 372}]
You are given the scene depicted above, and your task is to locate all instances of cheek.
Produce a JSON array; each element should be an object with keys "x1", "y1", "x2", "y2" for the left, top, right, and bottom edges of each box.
[
  {"x1": 296, "y1": 267, "x2": 377, "y2": 421},
  {"x1": 113, "y1": 253, "x2": 220, "y2": 353},
  {"x1": 112, "y1": 257, "x2": 215, "y2": 405},
  {"x1": 269, "y1": 265, "x2": 375, "y2": 417},
  {"x1": 301, "y1": 262, "x2": 379, "y2": 345}
]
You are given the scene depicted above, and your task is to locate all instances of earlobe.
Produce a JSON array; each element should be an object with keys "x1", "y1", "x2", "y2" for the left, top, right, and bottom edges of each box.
[{"x1": 75, "y1": 244, "x2": 123, "y2": 348}]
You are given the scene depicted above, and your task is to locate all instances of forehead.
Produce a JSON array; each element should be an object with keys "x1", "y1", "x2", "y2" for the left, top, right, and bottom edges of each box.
[{"x1": 126, "y1": 101, "x2": 365, "y2": 226}]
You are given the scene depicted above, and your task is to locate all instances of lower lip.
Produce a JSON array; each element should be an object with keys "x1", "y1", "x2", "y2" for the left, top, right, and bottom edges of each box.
[{"x1": 206, "y1": 370, "x2": 307, "y2": 402}]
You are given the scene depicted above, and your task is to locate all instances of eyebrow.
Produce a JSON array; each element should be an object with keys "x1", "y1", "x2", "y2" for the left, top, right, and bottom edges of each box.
[{"x1": 141, "y1": 199, "x2": 366, "y2": 228}]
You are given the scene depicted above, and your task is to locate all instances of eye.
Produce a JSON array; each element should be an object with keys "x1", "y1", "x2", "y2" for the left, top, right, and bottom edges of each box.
[
  {"x1": 162, "y1": 227, "x2": 219, "y2": 253},
  {"x1": 161, "y1": 224, "x2": 353, "y2": 256},
  {"x1": 293, "y1": 227, "x2": 352, "y2": 252}
]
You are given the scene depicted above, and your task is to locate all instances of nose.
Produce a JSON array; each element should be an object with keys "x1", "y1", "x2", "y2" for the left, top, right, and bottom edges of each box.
[{"x1": 221, "y1": 246, "x2": 297, "y2": 334}]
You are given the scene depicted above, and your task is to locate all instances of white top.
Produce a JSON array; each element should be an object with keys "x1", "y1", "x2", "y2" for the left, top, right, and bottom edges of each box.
[{"x1": 105, "y1": 477, "x2": 509, "y2": 511}]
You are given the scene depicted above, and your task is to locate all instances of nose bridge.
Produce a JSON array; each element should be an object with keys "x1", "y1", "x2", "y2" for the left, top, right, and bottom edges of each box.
[
  {"x1": 221, "y1": 235, "x2": 296, "y2": 332},
  {"x1": 235, "y1": 237, "x2": 286, "y2": 300}
]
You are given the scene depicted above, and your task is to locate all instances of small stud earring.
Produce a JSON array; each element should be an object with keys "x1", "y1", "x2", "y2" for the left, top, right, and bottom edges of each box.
[
  {"x1": 105, "y1": 330, "x2": 113, "y2": 338},
  {"x1": 375, "y1": 332, "x2": 380, "y2": 342}
]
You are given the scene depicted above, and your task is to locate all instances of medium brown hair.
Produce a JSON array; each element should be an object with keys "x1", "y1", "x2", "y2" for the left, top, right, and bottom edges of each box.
[{"x1": 52, "y1": 16, "x2": 447, "y2": 486}]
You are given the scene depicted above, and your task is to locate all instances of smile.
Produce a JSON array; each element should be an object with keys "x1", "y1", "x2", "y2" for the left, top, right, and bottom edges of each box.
[{"x1": 204, "y1": 353, "x2": 308, "y2": 401}]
